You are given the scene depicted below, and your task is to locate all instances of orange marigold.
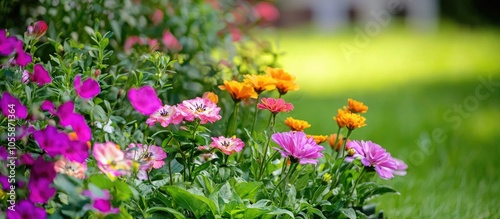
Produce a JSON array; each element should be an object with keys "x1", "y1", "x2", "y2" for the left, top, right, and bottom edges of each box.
[
  {"x1": 218, "y1": 80, "x2": 258, "y2": 102},
  {"x1": 202, "y1": 91, "x2": 219, "y2": 104},
  {"x1": 284, "y1": 117, "x2": 311, "y2": 132},
  {"x1": 243, "y1": 74, "x2": 277, "y2": 94},
  {"x1": 265, "y1": 67, "x2": 299, "y2": 95},
  {"x1": 346, "y1": 98, "x2": 368, "y2": 113},
  {"x1": 334, "y1": 109, "x2": 366, "y2": 130},
  {"x1": 328, "y1": 133, "x2": 350, "y2": 151},
  {"x1": 307, "y1": 134, "x2": 329, "y2": 144}
]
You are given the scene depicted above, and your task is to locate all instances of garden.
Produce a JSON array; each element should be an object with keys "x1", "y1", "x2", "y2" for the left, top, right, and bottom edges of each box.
[{"x1": 1, "y1": 0, "x2": 499, "y2": 218}]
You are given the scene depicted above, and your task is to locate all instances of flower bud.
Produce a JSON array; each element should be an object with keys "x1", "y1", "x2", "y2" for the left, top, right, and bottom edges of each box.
[
  {"x1": 322, "y1": 173, "x2": 332, "y2": 184},
  {"x1": 27, "y1": 21, "x2": 48, "y2": 38},
  {"x1": 94, "y1": 69, "x2": 101, "y2": 77},
  {"x1": 347, "y1": 148, "x2": 356, "y2": 156}
]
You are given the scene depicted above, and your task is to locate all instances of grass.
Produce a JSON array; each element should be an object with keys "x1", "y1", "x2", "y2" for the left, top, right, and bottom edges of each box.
[{"x1": 260, "y1": 23, "x2": 500, "y2": 218}]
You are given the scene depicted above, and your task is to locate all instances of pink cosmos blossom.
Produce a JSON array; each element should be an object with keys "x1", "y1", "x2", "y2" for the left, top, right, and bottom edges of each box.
[
  {"x1": 125, "y1": 143, "x2": 167, "y2": 180},
  {"x1": 178, "y1": 97, "x2": 221, "y2": 124},
  {"x1": 6, "y1": 200, "x2": 46, "y2": 219},
  {"x1": 82, "y1": 189, "x2": 119, "y2": 215},
  {"x1": 74, "y1": 74, "x2": 100, "y2": 99},
  {"x1": 146, "y1": 104, "x2": 184, "y2": 127},
  {"x1": 93, "y1": 142, "x2": 133, "y2": 180},
  {"x1": 127, "y1": 86, "x2": 162, "y2": 115},
  {"x1": 253, "y1": 2, "x2": 280, "y2": 23},
  {"x1": 271, "y1": 131, "x2": 324, "y2": 165},
  {"x1": 210, "y1": 136, "x2": 245, "y2": 156},
  {"x1": 54, "y1": 157, "x2": 87, "y2": 179},
  {"x1": 257, "y1": 97, "x2": 294, "y2": 114},
  {"x1": 162, "y1": 30, "x2": 182, "y2": 51},
  {"x1": 0, "y1": 92, "x2": 27, "y2": 119},
  {"x1": 346, "y1": 140, "x2": 407, "y2": 179},
  {"x1": 27, "y1": 20, "x2": 48, "y2": 38},
  {"x1": 32, "y1": 63, "x2": 52, "y2": 86},
  {"x1": 28, "y1": 157, "x2": 56, "y2": 204}
]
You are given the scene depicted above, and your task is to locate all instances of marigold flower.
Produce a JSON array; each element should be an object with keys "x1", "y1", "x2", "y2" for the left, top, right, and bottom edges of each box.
[
  {"x1": 257, "y1": 97, "x2": 293, "y2": 114},
  {"x1": 93, "y1": 142, "x2": 133, "y2": 181},
  {"x1": 54, "y1": 157, "x2": 87, "y2": 179},
  {"x1": 265, "y1": 67, "x2": 299, "y2": 95},
  {"x1": 307, "y1": 134, "x2": 329, "y2": 144},
  {"x1": 272, "y1": 131, "x2": 324, "y2": 164},
  {"x1": 328, "y1": 133, "x2": 350, "y2": 151},
  {"x1": 218, "y1": 80, "x2": 258, "y2": 102},
  {"x1": 178, "y1": 97, "x2": 222, "y2": 124},
  {"x1": 125, "y1": 143, "x2": 167, "y2": 180},
  {"x1": 334, "y1": 109, "x2": 366, "y2": 130},
  {"x1": 346, "y1": 98, "x2": 368, "y2": 113},
  {"x1": 146, "y1": 104, "x2": 184, "y2": 127},
  {"x1": 243, "y1": 74, "x2": 277, "y2": 94},
  {"x1": 210, "y1": 136, "x2": 245, "y2": 156},
  {"x1": 284, "y1": 117, "x2": 311, "y2": 132},
  {"x1": 202, "y1": 91, "x2": 219, "y2": 104}
]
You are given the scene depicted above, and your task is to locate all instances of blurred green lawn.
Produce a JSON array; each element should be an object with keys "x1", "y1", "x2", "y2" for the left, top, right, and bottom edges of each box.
[{"x1": 262, "y1": 23, "x2": 500, "y2": 218}]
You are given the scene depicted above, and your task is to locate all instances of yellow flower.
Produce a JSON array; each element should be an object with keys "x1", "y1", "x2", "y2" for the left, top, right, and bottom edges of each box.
[
  {"x1": 265, "y1": 67, "x2": 299, "y2": 95},
  {"x1": 218, "y1": 80, "x2": 258, "y2": 102},
  {"x1": 307, "y1": 134, "x2": 329, "y2": 144},
  {"x1": 284, "y1": 117, "x2": 311, "y2": 131},
  {"x1": 202, "y1": 91, "x2": 219, "y2": 104},
  {"x1": 334, "y1": 109, "x2": 366, "y2": 130},
  {"x1": 345, "y1": 98, "x2": 368, "y2": 113},
  {"x1": 243, "y1": 74, "x2": 277, "y2": 94}
]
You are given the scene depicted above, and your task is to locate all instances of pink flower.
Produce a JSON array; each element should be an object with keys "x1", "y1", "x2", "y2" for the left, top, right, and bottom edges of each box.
[
  {"x1": 229, "y1": 27, "x2": 242, "y2": 42},
  {"x1": 40, "y1": 100, "x2": 55, "y2": 114},
  {"x1": 146, "y1": 104, "x2": 184, "y2": 127},
  {"x1": 0, "y1": 29, "x2": 18, "y2": 55},
  {"x1": 162, "y1": 30, "x2": 182, "y2": 51},
  {"x1": 124, "y1": 36, "x2": 159, "y2": 54},
  {"x1": 6, "y1": 200, "x2": 46, "y2": 219},
  {"x1": 253, "y1": 2, "x2": 280, "y2": 23},
  {"x1": 178, "y1": 97, "x2": 221, "y2": 124},
  {"x1": 93, "y1": 142, "x2": 133, "y2": 180},
  {"x1": 74, "y1": 74, "x2": 100, "y2": 99},
  {"x1": 33, "y1": 125, "x2": 69, "y2": 157},
  {"x1": 0, "y1": 92, "x2": 27, "y2": 119},
  {"x1": 127, "y1": 86, "x2": 162, "y2": 115},
  {"x1": 55, "y1": 101, "x2": 92, "y2": 142},
  {"x1": 28, "y1": 157, "x2": 56, "y2": 204},
  {"x1": 210, "y1": 136, "x2": 245, "y2": 156},
  {"x1": 271, "y1": 131, "x2": 324, "y2": 165},
  {"x1": 151, "y1": 9, "x2": 164, "y2": 26},
  {"x1": 31, "y1": 64, "x2": 52, "y2": 86},
  {"x1": 257, "y1": 97, "x2": 293, "y2": 114},
  {"x1": 14, "y1": 41, "x2": 32, "y2": 66},
  {"x1": 82, "y1": 189, "x2": 119, "y2": 215},
  {"x1": 27, "y1": 20, "x2": 48, "y2": 38},
  {"x1": 54, "y1": 157, "x2": 87, "y2": 179},
  {"x1": 346, "y1": 140, "x2": 407, "y2": 179},
  {"x1": 125, "y1": 143, "x2": 167, "y2": 180},
  {"x1": 22, "y1": 70, "x2": 30, "y2": 84}
]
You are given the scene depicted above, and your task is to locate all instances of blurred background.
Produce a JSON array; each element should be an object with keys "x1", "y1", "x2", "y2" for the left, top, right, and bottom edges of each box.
[{"x1": 265, "y1": 0, "x2": 500, "y2": 218}]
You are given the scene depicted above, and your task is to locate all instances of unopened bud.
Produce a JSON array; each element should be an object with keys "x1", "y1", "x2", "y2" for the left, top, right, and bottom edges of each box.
[
  {"x1": 94, "y1": 69, "x2": 101, "y2": 77},
  {"x1": 27, "y1": 21, "x2": 48, "y2": 38}
]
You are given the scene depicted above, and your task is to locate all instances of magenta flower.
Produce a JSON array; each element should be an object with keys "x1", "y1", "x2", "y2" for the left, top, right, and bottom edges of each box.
[
  {"x1": 55, "y1": 101, "x2": 92, "y2": 142},
  {"x1": 82, "y1": 189, "x2": 119, "y2": 215},
  {"x1": 64, "y1": 139, "x2": 90, "y2": 163},
  {"x1": 210, "y1": 136, "x2": 245, "y2": 156},
  {"x1": 93, "y1": 142, "x2": 133, "y2": 180},
  {"x1": 127, "y1": 86, "x2": 162, "y2": 115},
  {"x1": 14, "y1": 41, "x2": 32, "y2": 66},
  {"x1": 6, "y1": 200, "x2": 46, "y2": 219},
  {"x1": 28, "y1": 157, "x2": 56, "y2": 204},
  {"x1": 178, "y1": 97, "x2": 221, "y2": 124},
  {"x1": 257, "y1": 97, "x2": 294, "y2": 114},
  {"x1": 74, "y1": 74, "x2": 100, "y2": 99},
  {"x1": 346, "y1": 140, "x2": 407, "y2": 179},
  {"x1": 0, "y1": 92, "x2": 28, "y2": 119},
  {"x1": 253, "y1": 2, "x2": 280, "y2": 23},
  {"x1": 33, "y1": 125, "x2": 69, "y2": 157},
  {"x1": 40, "y1": 100, "x2": 55, "y2": 114},
  {"x1": 0, "y1": 29, "x2": 18, "y2": 55},
  {"x1": 271, "y1": 131, "x2": 324, "y2": 165},
  {"x1": 125, "y1": 143, "x2": 167, "y2": 180},
  {"x1": 56, "y1": 101, "x2": 75, "y2": 126},
  {"x1": 146, "y1": 104, "x2": 184, "y2": 127},
  {"x1": 32, "y1": 64, "x2": 52, "y2": 86}
]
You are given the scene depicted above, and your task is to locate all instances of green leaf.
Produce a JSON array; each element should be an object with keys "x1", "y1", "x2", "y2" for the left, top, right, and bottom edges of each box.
[
  {"x1": 145, "y1": 207, "x2": 186, "y2": 219},
  {"x1": 307, "y1": 207, "x2": 327, "y2": 219},
  {"x1": 88, "y1": 174, "x2": 113, "y2": 189},
  {"x1": 113, "y1": 180, "x2": 133, "y2": 201},
  {"x1": 265, "y1": 207, "x2": 295, "y2": 218},
  {"x1": 340, "y1": 208, "x2": 356, "y2": 219},
  {"x1": 357, "y1": 182, "x2": 399, "y2": 205},
  {"x1": 234, "y1": 181, "x2": 263, "y2": 203},
  {"x1": 161, "y1": 185, "x2": 218, "y2": 218}
]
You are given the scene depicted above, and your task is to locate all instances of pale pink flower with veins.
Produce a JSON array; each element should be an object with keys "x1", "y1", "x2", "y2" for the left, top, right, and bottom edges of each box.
[
  {"x1": 146, "y1": 104, "x2": 184, "y2": 127},
  {"x1": 93, "y1": 142, "x2": 133, "y2": 180},
  {"x1": 54, "y1": 157, "x2": 87, "y2": 179},
  {"x1": 210, "y1": 136, "x2": 245, "y2": 156},
  {"x1": 125, "y1": 143, "x2": 167, "y2": 180},
  {"x1": 178, "y1": 97, "x2": 221, "y2": 124}
]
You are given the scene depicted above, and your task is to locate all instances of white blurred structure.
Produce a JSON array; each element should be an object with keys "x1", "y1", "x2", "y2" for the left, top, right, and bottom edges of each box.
[{"x1": 279, "y1": 0, "x2": 439, "y2": 32}]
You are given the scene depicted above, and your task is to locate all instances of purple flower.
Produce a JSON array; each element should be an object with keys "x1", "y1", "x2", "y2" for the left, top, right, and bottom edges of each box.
[
  {"x1": 82, "y1": 189, "x2": 119, "y2": 215},
  {"x1": 55, "y1": 101, "x2": 92, "y2": 142},
  {"x1": 271, "y1": 131, "x2": 324, "y2": 165},
  {"x1": 63, "y1": 139, "x2": 90, "y2": 163},
  {"x1": 0, "y1": 92, "x2": 28, "y2": 119},
  {"x1": 32, "y1": 64, "x2": 52, "y2": 86},
  {"x1": 14, "y1": 41, "x2": 32, "y2": 66},
  {"x1": 41, "y1": 100, "x2": 55, "y2": 114},
  {"x1": 346, "y1": 140, "x2": 407, "y2": 179},
  {"x1": 56, "y1": 101, "x2": 75, "y2": 126},
  {"x1": 28, "y1": 157, "x2": 56, "y2": 204},
  {"x1": 33, "y1": 125, "x2": 69, "y2": 157},
  {"x1": 6, "y1": 200, "x2": 46, "y2": 219},
  {"x1": 0, "y1": 29, "x2": 18, "y2": 55},
  {"x1": 127, "y1": 86, "x2": 162, "y2": 115},
  {"x1": 74, "y1": 74, "x2": 100, "y2": 99}
]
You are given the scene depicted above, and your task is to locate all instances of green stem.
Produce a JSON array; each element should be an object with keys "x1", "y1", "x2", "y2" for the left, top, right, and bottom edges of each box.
[
  {"x1": 270, "y1": 158, "x2": 289, "y2": 198},
  {"x1": 339, "y1": 129, "x2": 353, "y2": 158},
  {"x1": 332, "y1": 126, "x2": 342, "y2": 157},
  {"x1": 226, "y1": 102, "x2": 240, "y2": 136},
  {"x1": 168, "y1": 160, "x2": 173, "y2": 185},
  {"x1": 349, "y1": 168, "x2": 366, "y2": 199},
  {"x1": 257, "y1": 114, "x2": 277, "y2": 180},
  {"x1": 250, "y1": 95, "x2": 261, "y2": 137}
]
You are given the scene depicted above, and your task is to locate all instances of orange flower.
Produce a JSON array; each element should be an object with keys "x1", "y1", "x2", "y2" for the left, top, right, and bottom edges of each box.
[
  {"x1": 202, "y1": 92, "x2": 219, "y2": 104},
  {"x1": 307, "y1": 134, "x2": 328, "y2": 144},
  {"x1": 218, "y1": 80, "x2": 258, "y2": 102},
  {"x1": 243, "y1": 74, "x2": 277, "y2": 94},
  {"x1": 328, "y1": 133, "x2": 350, "y2": 151},
  {"x1": 284, "y1": 117, "x2": 311, "y2": 131},
  {"x1": 333, "y1": 109, "x2": 366, "y2": 130},
  {"x1": 266, "y1": 67, "x2": 299, "y2": 95},
  {"x1": 345, "y1": 98, "x2": 368, "y2": 113}
]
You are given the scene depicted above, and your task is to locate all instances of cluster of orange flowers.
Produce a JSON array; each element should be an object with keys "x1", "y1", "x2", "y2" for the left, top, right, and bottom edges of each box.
[
  {"x1": 334, "y1": 98, "x2": 368, "y2": 130},
  {"x1": 218, "y1": 67, "x2": 299, "y2": 102}
]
